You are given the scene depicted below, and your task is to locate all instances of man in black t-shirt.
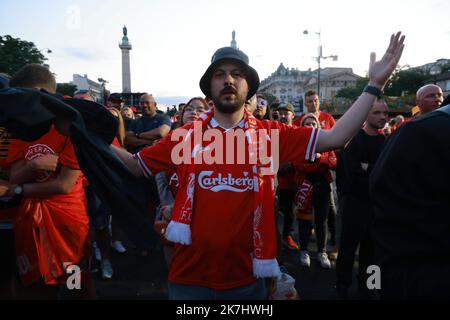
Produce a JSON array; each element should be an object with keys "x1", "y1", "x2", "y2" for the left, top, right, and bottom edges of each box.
[
  {"x1": 125, "y1": 94, "x2": 172, "y2": 154},
  {"x1": 336, "y1": 99, "x2": 388, "y2": 299}
]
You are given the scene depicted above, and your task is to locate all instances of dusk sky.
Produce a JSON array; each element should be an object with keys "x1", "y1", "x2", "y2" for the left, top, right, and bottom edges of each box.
[{"x1": 1, "y1": 0, "x2": 449, "y2": 104}]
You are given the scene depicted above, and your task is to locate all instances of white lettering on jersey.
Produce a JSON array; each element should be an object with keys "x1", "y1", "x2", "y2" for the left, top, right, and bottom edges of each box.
[{"x1": 198, "y1": 171, "x2": 254, "y2": 193}]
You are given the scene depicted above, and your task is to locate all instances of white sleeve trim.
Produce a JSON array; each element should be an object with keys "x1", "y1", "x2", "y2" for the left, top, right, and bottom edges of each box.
[
  {"x1": 305, "y1": 128, "x2": 321, "y2": 162},
  {"x1": 134, "y1": 153, "x2": 153, "y2": 179}
]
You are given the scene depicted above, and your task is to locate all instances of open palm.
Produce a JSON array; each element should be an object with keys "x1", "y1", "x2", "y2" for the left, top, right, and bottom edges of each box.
[{"x1": 369, "y1": 32, "x2": 405, "y2": 88}]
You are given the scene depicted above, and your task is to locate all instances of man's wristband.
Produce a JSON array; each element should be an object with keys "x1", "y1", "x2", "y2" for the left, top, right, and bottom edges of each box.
[{"x1": 363, "y1": 85, "x2": 383, "y2": 98}]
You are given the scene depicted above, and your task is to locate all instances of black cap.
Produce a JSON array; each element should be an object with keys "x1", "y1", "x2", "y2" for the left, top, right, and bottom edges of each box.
[
  {"x1": 0, "y1": 88, "x2": 57, "y2": 141},
  {"x1": 278, "y1": 103, "x2": 295, "y2": 114},
  {"x1": 64, "y1": 98, "x2": 117, "y2": 144},
  {"x1": 200, "y1": 47, "x2": 260, "y2": 100}
]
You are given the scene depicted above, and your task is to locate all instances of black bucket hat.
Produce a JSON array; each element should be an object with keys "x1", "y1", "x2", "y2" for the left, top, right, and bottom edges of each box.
[{"x1": 199, "y1": 47, "x2": 260, "y2": 100}]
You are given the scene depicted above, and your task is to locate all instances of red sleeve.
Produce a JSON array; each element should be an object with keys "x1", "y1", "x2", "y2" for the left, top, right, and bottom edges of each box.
[
  {"x1": 135, "y1": 130, "x2": 179, "y2": 178},
  {"x1": 111, "y1": 137, "x2": 122, "y2": 148},
  {"x1": 320, "y1": 150, "x2": 337, "y2": 170},
  {"x1": 293, "y1": 114, "x2": 305, "y2": 127},
  {"x1": 5, "y1": 139, "x2": 26, "y2": 166},
  {"x1": 326, "y1": 151, "x2": 337, "y2": 170},
  {"x1": 328, "y1": 113, "x2": 336, "y2": 128},
  {"x1": 273, "y1": 121, "x2": 320, "y2": 164},
  {"x1": 293, "y1": 160, "x2": 322, "y2": 173},
  {"x1": 58, "y1": 137, "x2": 80, "y2": 170}
]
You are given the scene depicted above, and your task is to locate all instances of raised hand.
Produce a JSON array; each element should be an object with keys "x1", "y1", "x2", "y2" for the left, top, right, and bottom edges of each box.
[
  {"x1": 369, "y1": 32, "x2": 405, "y2": 89},
  {"x1": 30, "y1": 154, "x2": 59, "y2": 172}
]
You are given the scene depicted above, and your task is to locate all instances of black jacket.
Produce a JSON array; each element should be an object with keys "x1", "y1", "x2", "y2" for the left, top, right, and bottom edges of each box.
[
  {"x1": 0, "y1": 88, "x2": 158, "y2": 249},
  {"x1": 370, "y1": 106, "x2": 450, "y2": 268}
]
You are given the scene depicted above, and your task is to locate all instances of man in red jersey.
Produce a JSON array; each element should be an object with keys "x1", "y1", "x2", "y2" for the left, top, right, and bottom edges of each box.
[
  {"x1": 293, "y1": 90, "x2": 336, "y2": 130},
  {"x1": 294, "y1": 90, "x2": 339, "y2": 256},
  {"x1": 6, "y1": 64, "x2": 95, "y2": 299},
  {"x1": 112, "y1": 32, "x2": 405, "y2": 300}
]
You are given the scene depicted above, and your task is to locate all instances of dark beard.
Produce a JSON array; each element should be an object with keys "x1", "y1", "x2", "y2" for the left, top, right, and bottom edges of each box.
[{"x1": 213, "y1": 96, "x2": 246, "y2": 114}]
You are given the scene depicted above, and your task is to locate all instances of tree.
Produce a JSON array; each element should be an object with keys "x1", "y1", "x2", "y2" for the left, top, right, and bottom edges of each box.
[
  {"x1": 56, "y1": 83, "x2": 77, "y2": 97},
  {"x1": 167, "y1": 107, "x2": 177, "y2": 117},
  {"x1": 0, "y1": 35, "x2": 48, "y2": 75},
  {"x1": 384, "y1": 66, "x2": 430, "y2": 96},
  {"x1": 336, "y1": 76, "x2": 369, "y2": 99},
  {"x1": 439, "y1": 63, "x2": 450, "y2": 73}
]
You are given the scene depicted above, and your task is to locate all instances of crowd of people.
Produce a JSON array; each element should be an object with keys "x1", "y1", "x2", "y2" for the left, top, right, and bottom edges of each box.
[{"x1": 0, "y1": 31, "x2": 449, "y2": 300}]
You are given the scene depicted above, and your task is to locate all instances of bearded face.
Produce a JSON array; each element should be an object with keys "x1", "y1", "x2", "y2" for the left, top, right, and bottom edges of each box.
[{"x1": 210, "y1": 61, "x2": 249, "y2": 114}]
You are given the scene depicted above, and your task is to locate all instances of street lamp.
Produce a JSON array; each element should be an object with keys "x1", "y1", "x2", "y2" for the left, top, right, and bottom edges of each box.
[
  {"x1": 39, "y1": 48, "x2": 52, "y2": 69},
  {"x1": 303, "y1": 30, "x2": 338, "y2": 99},
  {"x1": 98, "y1": 78, "x2": 109, "y2": 105},
  {"x1": 40, "y1": 48, "x2": 52, "y2": 54},
  {"x1": 429, "y1": 64, "x2": 441, "y2": 85}
]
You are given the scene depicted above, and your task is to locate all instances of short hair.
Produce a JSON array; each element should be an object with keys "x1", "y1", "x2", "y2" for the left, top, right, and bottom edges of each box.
[
  {"x1": 176, "y1": 97, "x2": 209, "y2": 128},
  {"x1": 140, "y1": 93, "x2": 156, "y2": 105},
  {"x1": 185, "y1": 97, "x2": 208, "y2": 109},
  {"x1": 416, "y1": 84, "x2": 441, "y2": 100},
  {"x1": 300, "y1": 113, "x2": 321, "y2": 128},
  {"x1": 305, "y1": 90, "x2": 318, "y2": 98},
  {"x1": 9, "y1": 64, "x2": 56, "y2": 93}
]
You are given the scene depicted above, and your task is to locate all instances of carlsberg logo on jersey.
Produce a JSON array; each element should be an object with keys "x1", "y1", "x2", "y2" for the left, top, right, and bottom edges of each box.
[{"x1": 198, "y1": 171, "x2": 256, "y2": 192}]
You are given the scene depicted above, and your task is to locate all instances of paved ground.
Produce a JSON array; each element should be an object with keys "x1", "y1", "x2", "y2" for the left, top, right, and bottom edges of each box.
[{"x1": 93, "y1": 218, "x2": 361, "y2": 300}]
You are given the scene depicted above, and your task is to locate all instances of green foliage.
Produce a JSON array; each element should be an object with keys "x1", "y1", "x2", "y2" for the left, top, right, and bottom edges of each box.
[
  {"x1": 439, "y1": 63, "x2": 450, "y2": 73},
  {"x1": 167, "y1": 106, "x2": 177, "y2": 117},
  {"x1": 336, "y1": 77, "x2": 369, "y2": 99},
  {"x1": 337, "y1": 65, "x2": 438, "y2": 99},
  {"x1": 0, "y1": 35, "x2": 48, "y2": 75},
  {"x1": 384, "y1": 67, "x2": 430, "y2": 96}
]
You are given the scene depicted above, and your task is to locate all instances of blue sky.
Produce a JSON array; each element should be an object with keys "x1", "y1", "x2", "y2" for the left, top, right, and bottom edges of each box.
[{"x1": 1, "y1": 0, "x2": 449, "y2": 103}]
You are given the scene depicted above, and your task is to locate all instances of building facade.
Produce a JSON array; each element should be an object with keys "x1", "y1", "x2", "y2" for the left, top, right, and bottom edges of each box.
[
  {"x1": 258, "y1": 63, "x2": 361, "y2": 114},
  {"x1": 303, "y1": 68, "x2": 361, "y2": 101},
  {"x1": 71, "y1": 74, "x2": 104, "y2": 104},
  {"x1": 410, "y1": 58, "x2": 450, "y2": 73},
  {"x1": 425, "y1": 71, "x2": 450, "y2": 97}
]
